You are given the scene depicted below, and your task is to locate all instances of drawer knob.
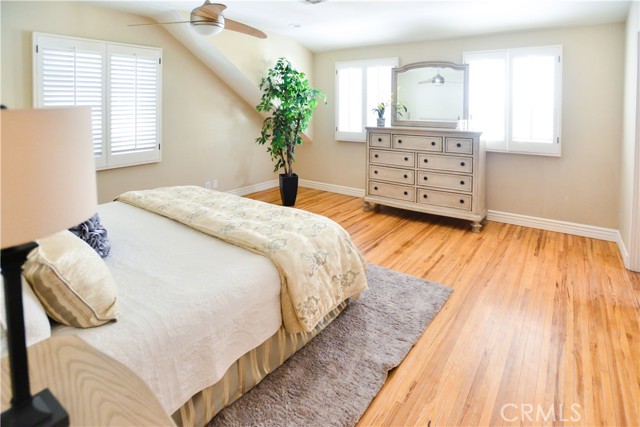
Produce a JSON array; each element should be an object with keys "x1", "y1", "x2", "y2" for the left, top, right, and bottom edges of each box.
[
  {"x1": 404, "y1": 157, "x2": 409, "y2": 161},
  {"x1": 375, "y1": 154, "x2": 379, "y2": 158},
  {"x1": 456, "y1": 143, "x2": 462, "y2": 148},
  {"x1": 431, "y1": 141, "x2": 436, "y2": 146},
  {"x1": 423, "y1": 176, "x2": 428, "y2": 181},
  {"x1": 423, "y1": 159, "x2": 428, "y2": 163},
  {"x1": 403, "y1": 174, "x2": 408, "y2": 179},
  {"x1": 460, "y1": 161, "x2": 466, "y2": 167},
  {"x1": 460, "y1": 199, "x2": 465, "y2": 204},
  {"x1": 460, "y1": 180, "x2": 465, "y2": 185},
  {"x1": 374, "y1": 186, "x2": 378, "y2": 191},
  {"x1": 374, "y1": 170, "x2": 378, "y2": 174},
  {"x1": 377, "y1": 138, "x2": 382, "y2": 142},
  {"x1": 423, "y1": 194, "x2": 428, "y2": 199},
  {"x1": 398, "y1": 139, "x2": 403, "y2": 143},
  {"x1": 403, "y1": 191, "x2": 408, "y2": 196}
]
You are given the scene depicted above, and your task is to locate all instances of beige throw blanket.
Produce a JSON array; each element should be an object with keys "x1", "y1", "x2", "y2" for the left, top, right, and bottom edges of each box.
[{"x1": 116, "y1": 186, "x2": 368, "y2": 333}]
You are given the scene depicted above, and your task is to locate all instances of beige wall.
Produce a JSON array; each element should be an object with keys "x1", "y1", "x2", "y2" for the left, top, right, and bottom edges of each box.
[
  {"x1": 301, "y1": 23, "x2": 625, "y2": 228},
  {"x1": 212, "y1": 30, "x2": 313, "y2": 87},
  {"x1": 211, "y1": 28, "x2": 316, "y2": 140},
  {"x1": 619, "y1": 2, "x2": 639, "y2": 257},
  {"x1": 1, "y1": 1, "x2": 312, "y2": 203}
]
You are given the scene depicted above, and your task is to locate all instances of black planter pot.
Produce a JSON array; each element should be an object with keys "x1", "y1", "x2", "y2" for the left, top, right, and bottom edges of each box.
[{"x1": 279, "y1": 173, "x2": 299, "y2": 207}]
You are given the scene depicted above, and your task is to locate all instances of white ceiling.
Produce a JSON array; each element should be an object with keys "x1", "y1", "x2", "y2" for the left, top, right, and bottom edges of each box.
[{"x1": 102, "y1": 0, "x2": 632, "y2": 52}]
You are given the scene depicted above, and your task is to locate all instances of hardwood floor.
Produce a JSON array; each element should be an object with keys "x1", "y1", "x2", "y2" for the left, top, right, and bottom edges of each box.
[{"x1": 248, "y1": 187, "x2": 640, "y2": 427}]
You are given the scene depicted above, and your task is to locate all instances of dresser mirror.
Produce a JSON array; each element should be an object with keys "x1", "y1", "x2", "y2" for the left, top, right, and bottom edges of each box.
[{"x1": 391, "y1": 61, "x2": 469, "y2": 128}]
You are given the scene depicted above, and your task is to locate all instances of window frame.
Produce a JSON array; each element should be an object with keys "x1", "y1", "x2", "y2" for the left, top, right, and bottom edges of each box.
[
  {"x1": 33, "y1": 32, "x2": 162, "y2": 170},
  {"x1": 335, "y1": 57, "x2": 398, "y2": 142},
  {"x1": 464, "y1": 45, "x2": 562, "y2": 156}
]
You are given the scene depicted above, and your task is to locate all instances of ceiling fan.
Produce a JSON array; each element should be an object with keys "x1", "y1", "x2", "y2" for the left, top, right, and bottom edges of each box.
[
  {"x1": 128, "y1": 1, "x2": 267, "y2": 39},
  {"x1": 418, "y1": 70, "x2": 462, "y2": 86}
]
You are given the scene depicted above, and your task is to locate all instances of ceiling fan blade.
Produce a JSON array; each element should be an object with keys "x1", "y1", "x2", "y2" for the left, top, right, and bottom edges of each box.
[
  {"x1": 224, "y1": 18, "x2": 267, "y2": 39},
  {"x1": 192, "y1": 8, "x2": 219, "y2": 21},
  {"x1": 199, "y1": 2, "x2": 227, "y2": 17},
  {"x1": 128, "y1": 21, "x2": 191, "y2": 27}
]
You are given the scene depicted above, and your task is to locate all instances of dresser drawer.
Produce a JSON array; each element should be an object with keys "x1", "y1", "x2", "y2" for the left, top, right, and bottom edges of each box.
[
  {"x1": 393, "y1": 135, "x2": 443, "y2": 152},
  {"x1": 417, "y1": 154, "x2": 472, "y2": 173},
  {"x1": 417, "y1": 189, "x2": 472, "y2": 211},
  {"x1": 370, "y1": 165, "x2": 415, "y2": 185},
  {"x1": 369, "y1": 133, "x2": 391, "y2": 148},
  {"x1": 369, "y1": 181, "x2": 415, "y2": 202},
  {"x1": 445, "y1": 138, "x2": 473, "y2": 154},
  {"x1": 370, "y1": 149, "x2": 415, "y2": 167},
  {"x1": 417, "y1": 171, "x2": 472, "y2": 192}
]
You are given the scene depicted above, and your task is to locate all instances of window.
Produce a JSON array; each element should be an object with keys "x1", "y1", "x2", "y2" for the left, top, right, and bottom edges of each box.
[
  {"x1": 33, "y1": 33, "x2": 162, "y2": 169},
  {"x1": 464, "y1": 46, "x2": 562, "y2": 156},
  {"x1": 335, "y1": 58, "x2": 398, "y2": 141}
]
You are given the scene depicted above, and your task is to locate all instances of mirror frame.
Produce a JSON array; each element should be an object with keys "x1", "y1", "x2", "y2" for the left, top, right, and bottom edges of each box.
[{"x1": 391, "y1": 61, "x2": 469, "y2": 128}]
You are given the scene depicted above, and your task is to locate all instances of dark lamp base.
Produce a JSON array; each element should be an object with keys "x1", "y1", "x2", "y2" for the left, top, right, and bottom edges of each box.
[{"x1": 1, "y1": 388, "x2": 68, "y2": 427}]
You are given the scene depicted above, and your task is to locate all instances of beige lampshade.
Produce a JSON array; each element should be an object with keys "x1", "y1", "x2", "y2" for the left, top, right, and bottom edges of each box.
[{"x1": 1, "y1": 108, "x2": 97, "y2": 249}]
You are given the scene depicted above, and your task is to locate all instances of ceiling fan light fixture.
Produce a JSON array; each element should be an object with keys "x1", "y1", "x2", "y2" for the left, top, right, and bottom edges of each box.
[
  {"x1": 190, "y1": 13, "x2": 225, "y2": 36},
  {"x1": 432, "y1": 72, "x2": 445, "y2": 86}
]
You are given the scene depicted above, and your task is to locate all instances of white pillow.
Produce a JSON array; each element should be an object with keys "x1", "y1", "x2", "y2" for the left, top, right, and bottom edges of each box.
[{"x1": 0, "y1": 275, "x2": 52, "y2": 356}]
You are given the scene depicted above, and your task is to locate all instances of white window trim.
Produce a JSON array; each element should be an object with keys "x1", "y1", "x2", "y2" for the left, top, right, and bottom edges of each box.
[
  {"x1": 335, "y1": 57, "x2": 398, "y2": 142},
  {"x1": 33, "y1": 32, "x2": 162, "y2": 170},
  {"x1": 464, "y1": 45, "x2": 562, "y2": 157}
]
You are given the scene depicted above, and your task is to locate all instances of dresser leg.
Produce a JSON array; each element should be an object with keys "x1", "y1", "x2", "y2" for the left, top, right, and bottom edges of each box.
[
  {"x1": 470, "y1": 221, "x2": 483, "y2": 232},
  {"x1": 363, "y1": 201, "x2": 380, "y2": 212}
]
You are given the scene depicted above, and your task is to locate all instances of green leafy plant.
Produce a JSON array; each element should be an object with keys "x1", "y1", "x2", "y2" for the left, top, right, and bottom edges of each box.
[
  {"x1": 255, "y1": 58, "x2": 326, "y2": 177},
  {"x1": 372, "y1": 101, "x2": 408, "y2": 119}
]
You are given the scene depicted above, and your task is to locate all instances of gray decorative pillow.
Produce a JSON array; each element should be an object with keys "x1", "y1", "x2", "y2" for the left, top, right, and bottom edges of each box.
[{"x1": 69, "y1": 213, "x2": 111, "y2": 258}]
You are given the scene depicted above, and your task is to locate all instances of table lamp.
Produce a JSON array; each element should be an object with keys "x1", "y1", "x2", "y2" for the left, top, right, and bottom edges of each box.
[{"x1": 1, "y1": 107, "x2": 97, "y2": 426}]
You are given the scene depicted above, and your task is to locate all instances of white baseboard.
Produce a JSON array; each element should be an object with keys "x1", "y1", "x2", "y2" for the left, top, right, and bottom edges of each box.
[
  {"x1": 618, "y1": 236, "x2": 631, "y2": 268},
  {"x1": 227, "y1": 178, "x2": 364, "y2": 198},
  {"x1": 299, "y1": 179, "x2": 365, "y2": 198},
  {"x1": 487, "y1": 210, "x2": 621, "y2": 243},
  {"x1": 227, "y1": 179, "x2": 278, "y2": 196},
  {"x1": 492, "y1": 210, "x2": 628, "y2": 264},
  {"x1": 228, "y1": 180, "x2": 627, "y2": 255}
]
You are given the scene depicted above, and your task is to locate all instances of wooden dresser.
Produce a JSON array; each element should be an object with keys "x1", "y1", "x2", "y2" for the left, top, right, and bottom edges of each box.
[{"x1": 364, "y1": 126, "x2": 486, "y2": 231}]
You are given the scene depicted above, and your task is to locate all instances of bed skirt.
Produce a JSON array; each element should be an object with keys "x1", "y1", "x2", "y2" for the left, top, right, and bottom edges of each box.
[{"x1": 172, "y1": 300, "x2": 348, "y2": 427}]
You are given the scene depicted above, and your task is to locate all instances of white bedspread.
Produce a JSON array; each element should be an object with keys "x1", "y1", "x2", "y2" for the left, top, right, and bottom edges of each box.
[{"x1": 52, "y1": 202, "x2": 282, "y2": 414}]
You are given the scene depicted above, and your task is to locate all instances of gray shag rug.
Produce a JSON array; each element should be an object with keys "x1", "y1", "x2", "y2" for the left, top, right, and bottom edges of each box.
[{"x1": 210, "y1": 264, "x2": 452, "y2": 427}]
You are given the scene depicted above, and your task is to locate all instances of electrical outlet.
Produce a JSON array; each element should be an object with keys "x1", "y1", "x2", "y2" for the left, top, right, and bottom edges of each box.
[
  {"x1": 213, "y1": 179, "x2": 219, "y2": 189},
  {"x1": 204, "y1": 181, "x2": 211, "y2": 189}
]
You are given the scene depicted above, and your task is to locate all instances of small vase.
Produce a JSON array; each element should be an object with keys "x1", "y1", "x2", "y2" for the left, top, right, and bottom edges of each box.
[{"x1": 376, "y1": 117, "x2": 385, "y2": 127}]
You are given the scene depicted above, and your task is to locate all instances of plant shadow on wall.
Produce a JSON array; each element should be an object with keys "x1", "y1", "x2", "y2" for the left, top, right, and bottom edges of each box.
[{"x1": 255, "y1": 58, "x2": 325, "y2": 206}]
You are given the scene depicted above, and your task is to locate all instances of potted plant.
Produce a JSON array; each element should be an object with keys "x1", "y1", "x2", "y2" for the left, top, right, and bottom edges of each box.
[
  {"x1": 255, "y1": 58, "x2": 325, "y2": 206},
  {"x1": 372, "y1": 101, "x2": 407, "y2": 126}
]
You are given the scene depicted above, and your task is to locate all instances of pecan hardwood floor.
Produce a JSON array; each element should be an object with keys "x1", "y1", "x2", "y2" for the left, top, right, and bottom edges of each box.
[{"x1": 248, "y1": 187, "x2": 640, "y2": 427}]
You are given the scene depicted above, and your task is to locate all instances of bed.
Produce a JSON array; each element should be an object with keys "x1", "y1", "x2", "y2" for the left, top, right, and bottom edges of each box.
[{"x1": 38, "y1": 186, "x2": 368, "y2": 426}]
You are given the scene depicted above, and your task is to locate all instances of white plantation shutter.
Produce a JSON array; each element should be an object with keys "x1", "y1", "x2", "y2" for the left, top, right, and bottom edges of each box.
[
  {"x1": 108, "y1": 45, "x2": 161, "y2": 166},
  {"x1": 34, "y1": 35, "x2": 107, "y2": 167},
  {"x1": 33, "y1": 33, "x2": 162, "y2": 169},
  {"x1": 464, "y1": 45, "x2": 561, "y2": 156},
  {"x1": 337, "y1": 67, "x2": 363, "y2": 134},
  {"x1": 335, "y1": 58, "x2": 398, "y2": 142}
]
